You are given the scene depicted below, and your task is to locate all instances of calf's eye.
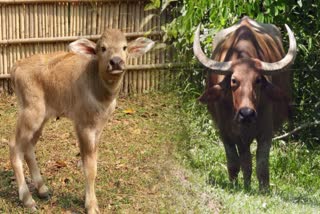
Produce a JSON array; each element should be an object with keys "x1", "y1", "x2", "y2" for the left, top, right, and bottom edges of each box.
[
  {"x1": 123, "y1": 46, "x2": 127, "y2": 51},
  {"x1": 101, "y1": 46, "x2": 106, "y2": 52}
]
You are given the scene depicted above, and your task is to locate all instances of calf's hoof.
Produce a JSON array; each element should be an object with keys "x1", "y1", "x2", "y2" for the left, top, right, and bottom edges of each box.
[
  {"x1": 86, "y1": 206, "x2": 100, "y2": 214},
  {"x1": 37, "y1": 185, "x2": 50, "y2": 199},
  {"x1": 23, "y1": 198, "x2": 37, "y2": 213}
]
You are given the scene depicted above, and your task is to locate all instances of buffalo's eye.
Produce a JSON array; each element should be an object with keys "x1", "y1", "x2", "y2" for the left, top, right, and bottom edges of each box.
[
  {"x1": 123, "y1": 46, "x2": 127, "y2": 51},
  {"x1": 231, "y1": 78, "x2": 238, "y2": 85},
  {"x1": 101, "y1": 46, "x2": 106, "y2": 52}
]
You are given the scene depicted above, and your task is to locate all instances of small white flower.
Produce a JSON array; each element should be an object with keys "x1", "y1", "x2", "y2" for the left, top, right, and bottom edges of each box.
[{"x1": 262, "y1": 202, "x2": 267, "y2": 209}]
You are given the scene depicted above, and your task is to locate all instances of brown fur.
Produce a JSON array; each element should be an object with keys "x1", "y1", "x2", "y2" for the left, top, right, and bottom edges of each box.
[
  {"x1": 201, "y1": 18, "x2": 292, "y2": 190},
  {"x1": 9, "y1": 29, "x2": 141, "y2": 213}
]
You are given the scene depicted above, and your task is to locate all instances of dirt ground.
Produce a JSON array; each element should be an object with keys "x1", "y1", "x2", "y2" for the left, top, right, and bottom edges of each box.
[{"x1": 0, "y1": 92, "x2": 218, "y2": 213}]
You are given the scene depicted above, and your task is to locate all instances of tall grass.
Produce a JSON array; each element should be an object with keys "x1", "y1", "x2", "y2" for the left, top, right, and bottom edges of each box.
[{"x1": 173, "y1": 73, "x2": 320, "y2": 212}]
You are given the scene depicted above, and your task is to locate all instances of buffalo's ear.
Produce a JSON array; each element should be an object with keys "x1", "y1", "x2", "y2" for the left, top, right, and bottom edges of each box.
[
  {"x1": 264, "y1": 82, "x2": 288, "y2": 102},
  {"x1": 127, "y1": 37, "x2": 155, "y2": 58},
  {"x1": 69, "y1": 38, "x2": 97, "y2": 57},
  {"x1": 198, "y1": 85, "x2": 223, "y2": 104}
]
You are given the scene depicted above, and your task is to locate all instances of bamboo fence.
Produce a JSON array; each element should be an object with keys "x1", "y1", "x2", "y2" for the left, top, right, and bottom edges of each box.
[{"x1": 0, "y1": 0, "x2": 175, "y2": 94}]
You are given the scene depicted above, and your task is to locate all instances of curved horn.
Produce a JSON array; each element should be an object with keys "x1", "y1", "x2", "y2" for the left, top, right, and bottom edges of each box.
[
  {"x1": 260, "y1": 24, "x2": 297, "y2": 75},
  {"x1": 212, "y1": 23, "x2": 241, "y2": 50},
  {"x1": 193, "y1": 25, "x2": 232, "y2": 74}
]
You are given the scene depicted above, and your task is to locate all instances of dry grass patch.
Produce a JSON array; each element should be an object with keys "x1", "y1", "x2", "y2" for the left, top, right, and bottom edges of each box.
[{"x1": 0, "y1": 92, "x2": 218, "y2": 213}]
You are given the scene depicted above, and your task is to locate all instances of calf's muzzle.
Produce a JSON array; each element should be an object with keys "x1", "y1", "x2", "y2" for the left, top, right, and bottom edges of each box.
[{"x1": 110, "y1": 56, "x2": 125, "y2": 71}]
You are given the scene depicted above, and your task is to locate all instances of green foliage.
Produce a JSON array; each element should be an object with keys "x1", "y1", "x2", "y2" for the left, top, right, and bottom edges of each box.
[
  {"x1": 156, "y1": 0, "x2": 320, "y2": 143},
  {"x1": 147, "y1": 0, "x2": 320, "y2": 211},
  {"x1": 176, "y1": 93, "x2": 320, "y2": 212}
]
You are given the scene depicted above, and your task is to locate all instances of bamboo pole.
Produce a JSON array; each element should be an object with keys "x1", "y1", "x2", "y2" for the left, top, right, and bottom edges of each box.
[
  {"x1": 2, "y1": 5, "x2": 6, "y2": 40},
  {"x1": 139, "y1": 0, "x2": 144, "y2": 93},
  {"x1": 3, "y1": 46, "x2": 7, "y2": 82},
  {"x1": 34, "y1": 4, "x2": 39, "y2": 54},
  {"x1": 82, "y1": 3, "x2": 87, "y2": 35},
  {"x1": 0, "y1": 5, "x2": 2, "y2": 40},
  {"x1": 86, "y1": 2, "x2": 91, "y2": 35},
  {"x1": 25, "y1": 5, "x2": 29, "y2": 58},
  {"x1": 0, "y1": 46, "x2": 3, "y2": 77},
  {"x1": 42, "y1": 3, "x2": 46, "y2": 37},
  {"x1": 29, "y1": 4, "x2": 34, "y2": 38},
  {"x1": 8, "y1": 5, "x2": 13, "y2": 40},
  {"x1": 147, "y1": 8, "x2": 154, "y2": 92},
  {"x1": 39, "y1": 3, "x2": 43, "y2": 38},
  {"x1": 108, "y1": 2, "x2": 113, "y2": 29},
  {"x1": 13, "y1": 4, "x2": 17, "y2": 39},
  {"x1": 0, "y1": 30, "x2": 163, "y2": 45},
  {"x1": 52, "y1": 2, "x2": 56, "y2": 39},
  {"x1": 7, "y1": 6, "x2": 12, "y2": 86},
  {"x1": 0, "y1": 63, "x2": 185, "y2": 79},
  {"x1": 97, "y1": 2, "x2": 102, "y2": 33},
  {"x1": 92, "y1": 2, "x2": 97, "y2": 35},
  {"x1": 70, "y1": 2, "x2": 74, "y2": 36},
  {"x1": 0, "y1": 4, "x2": 5, "y2": 94},
  {"x1": 64, "y1": 2, "x2": 67, "y2": 36},
  {"x1": 0, "y1": 74, "x2": 11, "y2": 79},
  {"x1": 125, "y1": 3, "x2": 132, "y2": 95},
  {"x1": 79, "y1": 2, "x2": 83, "y2": 36},
  {"x1": 58, "y1": 2, "x2": 62, "y2": 37},
  {"x1": 114, "y1": 1, "x2": 119, "y2": 29},
  {"x1": 65, "y1": 2, "x2": 68, "y2": 36},
  {"x1": 49, "y1": 3, "x2": 53, "y2": 37},
  {"x1": 101, "y1": 2, "x2": 106, "y2": 31},
  {"x1": 141, "y1": 3, "x2": 146, "y2": 92},
  {"x1": 120, "y1": 2, "x2": 127, "y2": 94},
  {"x1": 35, "y1": 3, "x2": 39, "y2": 38},
  {"x1": 151, "y1": 12, "x2": 157, "y2": 90},
  {"x1": 132, "y1": 2, "x2": 140, "y2": 93},
  {"x1": 60, "y1": 2, "x2": 64, "y2": 36},
  {"x1": 21, "y1": 4, "x2": 25, "y2": 39},
  {"x1": 76, "y1": 2, "x2": 80, "y2": 36}
]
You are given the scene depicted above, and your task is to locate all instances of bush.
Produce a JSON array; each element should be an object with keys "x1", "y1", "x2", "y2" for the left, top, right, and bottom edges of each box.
[{"x1": 154, "y1": 0, "x2": 320, "y2": 145}]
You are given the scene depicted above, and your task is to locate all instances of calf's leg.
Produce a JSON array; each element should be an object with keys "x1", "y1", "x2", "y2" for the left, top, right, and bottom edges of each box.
[
  {"x1": 24, "y1": 120, "x2": 49, "y2": 199},
  {"x1": 9, "y1": 107, "x2": 46, "y2": 210},
  {"x1": 75, "y1": 125, "x2": 102, "y2": 214}
]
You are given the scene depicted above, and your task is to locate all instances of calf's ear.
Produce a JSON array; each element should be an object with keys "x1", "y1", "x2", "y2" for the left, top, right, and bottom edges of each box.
[
  {"x1": 69, "y1": 38, "x2": 97, "y2": 57},
  {"x1": 127, "y1": 37, "x2": 155, "y2": 58},
  {"x1": 198, "y1": 85, "x2": 223, "y2": 104}
]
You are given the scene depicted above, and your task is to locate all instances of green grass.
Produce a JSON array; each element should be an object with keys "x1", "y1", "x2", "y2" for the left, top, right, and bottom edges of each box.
[{"x1": 177, "y1": 95, "x2": 320, "y2": 213}]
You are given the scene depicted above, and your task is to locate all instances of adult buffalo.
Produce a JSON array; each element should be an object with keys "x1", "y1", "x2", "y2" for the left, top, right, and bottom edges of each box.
[{"x1": 193, "y1": 17, "x2": 297, "y2": 190}]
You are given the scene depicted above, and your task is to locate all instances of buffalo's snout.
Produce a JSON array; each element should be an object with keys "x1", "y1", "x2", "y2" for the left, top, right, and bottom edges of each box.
[
  {"x1": 237, "y1": 107, "x2": 257, "y2": 124},
  {"x1": 109, "y1": 56, "x2": 125, "y2": 71}
]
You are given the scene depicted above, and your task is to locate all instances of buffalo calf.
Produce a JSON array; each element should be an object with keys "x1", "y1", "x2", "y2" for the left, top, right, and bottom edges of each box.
[{"x1": 9, "y1": 29, "x2": 154, "y2": 213}]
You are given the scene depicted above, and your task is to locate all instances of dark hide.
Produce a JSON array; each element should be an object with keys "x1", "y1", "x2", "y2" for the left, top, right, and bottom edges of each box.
[{"x1": 201, "y1": 18, "x2": 292, "y2": 190}]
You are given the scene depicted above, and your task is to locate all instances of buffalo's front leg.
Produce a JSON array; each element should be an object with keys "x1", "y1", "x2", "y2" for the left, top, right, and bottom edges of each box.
[
  {"x1": 76, "y1": 125, "x2": 102, "y2": 214},
  {"x1": 256, "y1": 136, "x2": 272, "y2": 191},
  {"x1": 237, "y1": 143, "x2": 252, "y2": 189},
  {"x1": 222, "y1": 141, "x2": 240, "y2": 184}
]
